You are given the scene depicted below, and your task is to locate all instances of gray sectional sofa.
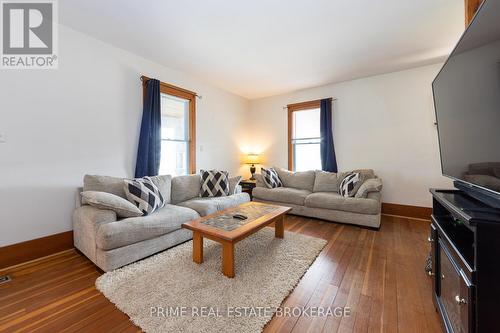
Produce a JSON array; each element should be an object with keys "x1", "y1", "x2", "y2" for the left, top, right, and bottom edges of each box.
[
  {"x1": 252, "y1": 168, "x2": 382, "y2": 229},
  {"x1": 73, "y1": 174, "x2": 249, "y2": 271}
]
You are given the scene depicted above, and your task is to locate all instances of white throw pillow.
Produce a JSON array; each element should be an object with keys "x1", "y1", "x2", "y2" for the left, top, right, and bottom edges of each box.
[{"x1": 81, "y1": 191, "x2": 143, "y2": 218}]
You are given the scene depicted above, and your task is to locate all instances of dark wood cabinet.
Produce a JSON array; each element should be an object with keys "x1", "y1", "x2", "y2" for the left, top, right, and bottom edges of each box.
[{"x1": 430, "y1": 189, "x2": 500, "y2": 333}]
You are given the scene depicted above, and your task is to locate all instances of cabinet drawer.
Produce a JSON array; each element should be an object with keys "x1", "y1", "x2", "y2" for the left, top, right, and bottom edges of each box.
[{"x1": 439, "y1": 239, "x2": 474, "y2": 333}]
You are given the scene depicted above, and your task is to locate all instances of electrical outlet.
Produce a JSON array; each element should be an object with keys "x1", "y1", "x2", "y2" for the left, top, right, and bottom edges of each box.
[{"x1": 0, "y1": 133, "x2": 6, "y2": 143}]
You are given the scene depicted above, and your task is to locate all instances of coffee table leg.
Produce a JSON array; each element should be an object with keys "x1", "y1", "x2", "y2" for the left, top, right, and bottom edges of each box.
[
  {"x1": 193, "y1": 231, "x2": 203, "y2": 264},
  {"x1": 222, "y1": 241, "x2": 235, "y2": 278},
  {"x1": 275, "y1": 215, "x2": 284, "y2": 238}
]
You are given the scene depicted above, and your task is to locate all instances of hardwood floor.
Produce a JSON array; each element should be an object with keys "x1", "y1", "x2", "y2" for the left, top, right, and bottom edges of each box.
[{"x1": 0, "y1": 215, "x2": 442, "y2": 333}]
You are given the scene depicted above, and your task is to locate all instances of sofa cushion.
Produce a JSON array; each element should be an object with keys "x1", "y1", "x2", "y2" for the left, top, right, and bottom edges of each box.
[
  {"x1": 81, "y1": 191, "x2": 142, "y2": 218},
  {"x1": 353, "y1": 169, "x2": 375, "y2": 181},
  {"x1": 313, "y1": 171, "x2": 340, "y2": 192},
  {"x1": 305, "y1": 192, "x2": 380, "y2": 214},
  {"x1": 177, "y1": 193, "x2": 250, "y2": 216},
  {"x1": 96, "y1": 204, "x2": 199, "y2": 250},
  {"x1": 83, "y1": 175, "x2": 127, "y2": 200},
  {"x1": 275, "y1": 168, "x2": 315, "y2": 191},
  {"x1": 171, "y1": 174, "x2": 201, "y2": 204},
  {"x1": 149, "y1": 175, "x2": 172, "y2": 204},
  {"x1": 229, "y1": 176, "x2": 242, "y2": 194},
  {"x1": 83, "y1": 174, "x2": 172, "y2": 204},
  {"x1": 252, "y1": 187, "x2": 311, "y2": 206}
]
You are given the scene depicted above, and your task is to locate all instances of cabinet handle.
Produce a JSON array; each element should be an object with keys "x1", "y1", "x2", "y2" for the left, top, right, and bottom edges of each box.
[
  {"x1": 427, "y1": 271, "x2": 434, "y2": 276},
  {"x1": 427, "y1": 237, "x2": 434, "y2": 243},
  {"x1": 455, "y1": 295, "x2": 467, "y2": 305}
]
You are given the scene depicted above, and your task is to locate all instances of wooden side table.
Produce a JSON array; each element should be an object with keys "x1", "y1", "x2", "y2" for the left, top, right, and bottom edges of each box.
[{"x1": 240, "y1": 179, "x2": 257, "y2": 199}]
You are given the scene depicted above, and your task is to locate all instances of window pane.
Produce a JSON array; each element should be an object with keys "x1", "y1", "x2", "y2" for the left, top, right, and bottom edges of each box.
[
  {"x1": 294, "y1": 143, "x2": 321, "y2": 171},
  {"x1": 159, "y1": 141, "x2": 188, "y2": 176},
  {"x1": 161, "y1": 94, "x2": 189, "y2": 140},
  {"x1": 293, "y1": 108, "x2": 320, "y2": 139},
  {"x1": 292, "y1": 108, "x2": 321, "y2": 171}
]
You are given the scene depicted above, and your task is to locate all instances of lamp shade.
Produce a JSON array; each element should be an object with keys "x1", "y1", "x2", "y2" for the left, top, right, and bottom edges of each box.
[{"x1": 244, "y1": 153, "x2": 261, "y2": 165}]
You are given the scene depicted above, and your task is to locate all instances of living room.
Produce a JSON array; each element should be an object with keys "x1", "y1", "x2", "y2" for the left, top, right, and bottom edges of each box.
[{"x1": 1, "y1": 0, "x2": 498, "y2": 332}]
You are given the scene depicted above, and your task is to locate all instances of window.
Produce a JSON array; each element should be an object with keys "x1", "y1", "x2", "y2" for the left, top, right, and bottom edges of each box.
[
  {"x1": 160, "y1": 94, "x2": 190, "y2": 176},
  {"x1": 288, "y1": 100, "x2": 322, "y2": 171},
  {"x1": 142, "y1": 77, "x2": 196, "y2": 176}
]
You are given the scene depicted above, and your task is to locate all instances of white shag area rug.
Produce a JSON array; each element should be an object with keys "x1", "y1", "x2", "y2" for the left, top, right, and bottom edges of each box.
[{"x1": 96, "y1": 228, "x2": 327, "y2": 333}]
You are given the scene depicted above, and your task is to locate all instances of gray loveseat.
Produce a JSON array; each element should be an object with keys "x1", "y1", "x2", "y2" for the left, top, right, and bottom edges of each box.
[
  {"x1": 252, "y1": 168, "x2": 382, "y2": 229},
  {"x1": 73, "y1": 174, "x2": 249, "y2": 271}
]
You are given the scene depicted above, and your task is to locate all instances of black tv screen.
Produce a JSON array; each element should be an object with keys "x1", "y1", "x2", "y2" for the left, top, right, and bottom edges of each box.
[{"x1": 432, "y1": 0, "x2": 500, "y2": 197}]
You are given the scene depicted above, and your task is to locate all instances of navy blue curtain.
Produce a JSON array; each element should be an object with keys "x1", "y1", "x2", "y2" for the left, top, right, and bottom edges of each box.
[
  {"x1": 320, "y1": 98, "x2": 338, "y2": 172},
  {"x1": 135, "y1": 79, "x2": 161, "y2": 178}
]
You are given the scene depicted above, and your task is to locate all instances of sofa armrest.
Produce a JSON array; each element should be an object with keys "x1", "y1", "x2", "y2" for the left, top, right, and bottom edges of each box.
[
  {"x1": 366, "y1": 191, "x2": 382, "y2": 203},
  {"x1": 73, "y1": 205, "x2": 117, "y2": 246},
  {"x1": 73, "y1": 205, "x2": 117, "y2": 262},
  {"x1": 355, "y1": 178, "x2": 383, "y2": 198},
  {"x1": 75, "y1": 187, "x2": 84, "y2": 208}
]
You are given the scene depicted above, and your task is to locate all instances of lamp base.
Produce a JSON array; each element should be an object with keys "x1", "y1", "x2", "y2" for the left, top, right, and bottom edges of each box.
[{"x1": 250, "y1": 164, "x2": 256, "y2": 180}]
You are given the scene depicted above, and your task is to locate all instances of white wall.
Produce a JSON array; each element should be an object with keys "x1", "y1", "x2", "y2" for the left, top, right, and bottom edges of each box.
[
  {"x1": 248, "y1": 64, "x2": 453, "y2": 207},
  {"x1": 0, "y1": 26, "x2": 250, "y2": 246}
]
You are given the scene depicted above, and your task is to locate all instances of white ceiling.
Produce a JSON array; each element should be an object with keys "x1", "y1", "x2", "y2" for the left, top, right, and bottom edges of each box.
[{"x1": 60, "y1": 0, "x2": 464, "y2": 99}]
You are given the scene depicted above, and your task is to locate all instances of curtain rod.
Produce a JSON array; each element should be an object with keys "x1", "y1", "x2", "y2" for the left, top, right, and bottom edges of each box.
[
  {"x1": 140, "y1": 75, "x2": 202, "y2": 99},
  {"x1": 282, "y1": 98, "x2": 337, "y2": 109}
]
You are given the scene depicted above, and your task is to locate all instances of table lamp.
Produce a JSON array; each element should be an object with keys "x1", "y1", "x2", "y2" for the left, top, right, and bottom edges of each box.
[{"x1": 245, "y1": 154, "x2": 261, "y2": 180}]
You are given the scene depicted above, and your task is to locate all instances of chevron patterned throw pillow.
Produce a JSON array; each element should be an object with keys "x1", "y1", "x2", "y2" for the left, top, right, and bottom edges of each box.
[
  {"x1": 200, "y1": 170, "x2": 230, "y2": 197},
  {"x1": 339, "y1": 172, "x2": 363, "y2": 197},
  {"x1": 261, "y1": 167, "x2": 283, "y2": 189},
  {"x1": 123, "y1": 176, "x2": 165, "y2": 215}
]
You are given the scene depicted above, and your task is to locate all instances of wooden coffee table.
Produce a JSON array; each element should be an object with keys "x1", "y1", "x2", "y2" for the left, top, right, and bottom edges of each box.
[{"x1": 181, "y1": 202, "x2": 291, "y2": 278}]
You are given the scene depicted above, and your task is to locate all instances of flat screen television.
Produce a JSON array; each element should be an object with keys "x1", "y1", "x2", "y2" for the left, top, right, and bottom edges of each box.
[{"x1": 432, "y1": 0, "x2": 500, "y2": 208}]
